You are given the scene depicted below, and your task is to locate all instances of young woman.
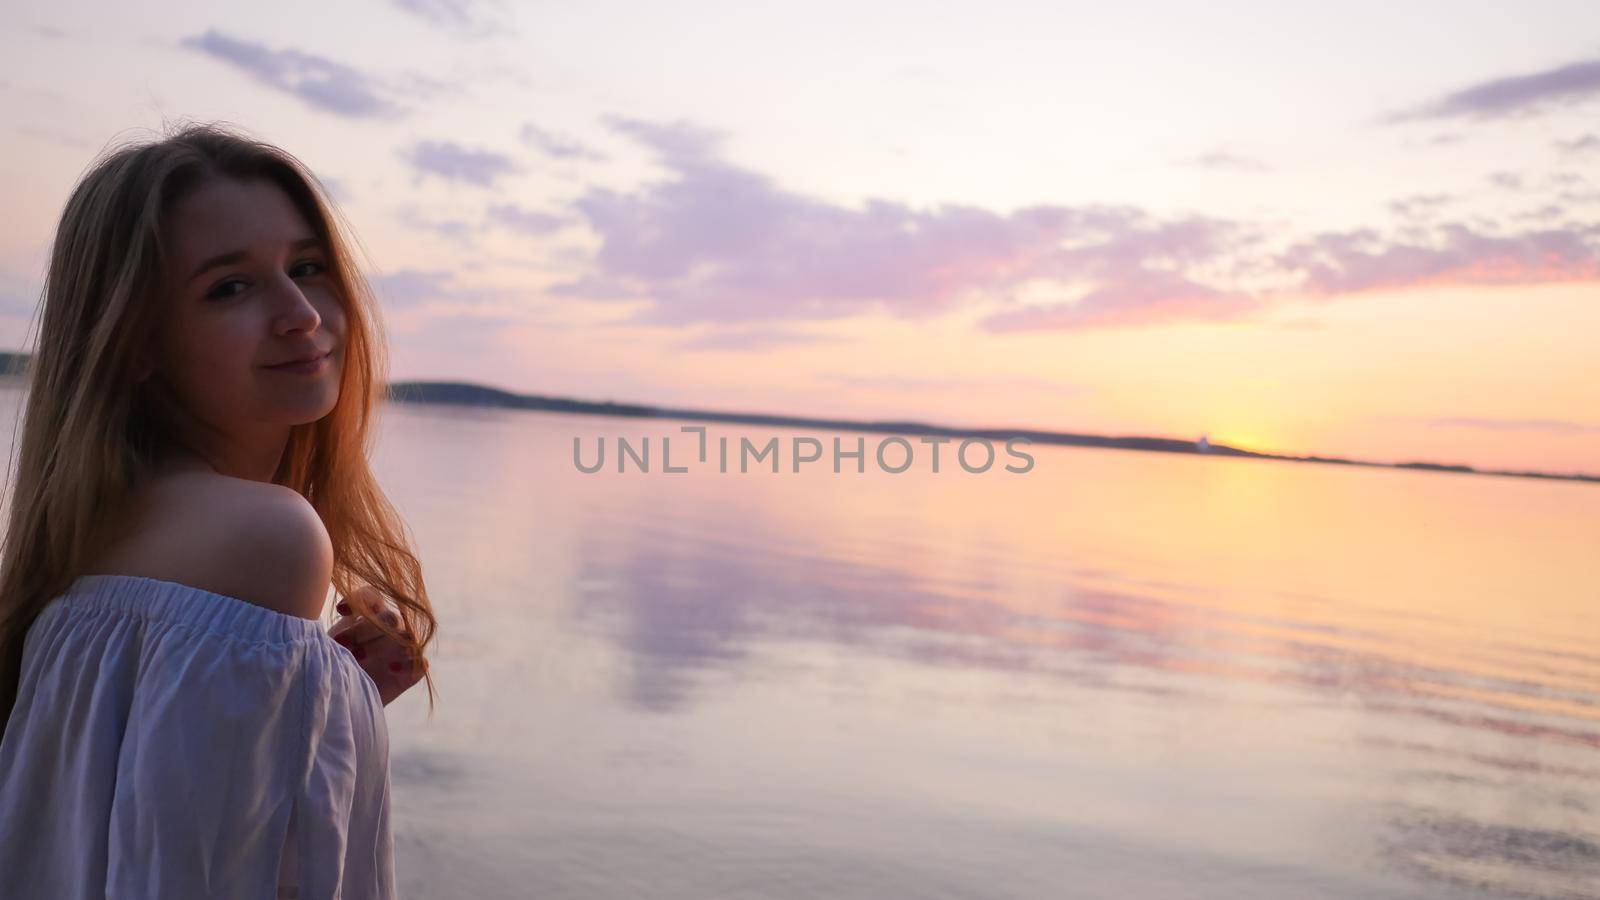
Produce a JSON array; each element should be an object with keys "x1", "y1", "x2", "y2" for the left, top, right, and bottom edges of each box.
[{"x1": 0, "y1": 122, "x2": 439, "y2": 899}]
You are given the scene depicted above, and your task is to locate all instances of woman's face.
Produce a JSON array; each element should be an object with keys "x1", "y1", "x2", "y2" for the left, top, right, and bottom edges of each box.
[{"x1": 143, "y1": 175, "x2": 345, "y2": 435}]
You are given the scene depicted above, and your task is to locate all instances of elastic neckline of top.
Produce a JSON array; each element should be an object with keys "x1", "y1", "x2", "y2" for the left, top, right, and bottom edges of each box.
[{"x1": 66, "y1": 572, "x2": 328, "y2": 644}]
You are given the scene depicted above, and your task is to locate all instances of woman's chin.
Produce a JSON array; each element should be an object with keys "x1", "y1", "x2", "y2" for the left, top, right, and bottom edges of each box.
[{"x1": 267, "y1": 391, "x2": 340, "y2": 426}]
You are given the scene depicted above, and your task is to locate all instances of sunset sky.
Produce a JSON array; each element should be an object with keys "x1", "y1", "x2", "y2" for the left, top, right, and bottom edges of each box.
[{"x1": 2, "y1": 1, "x2": 1597, "y2": 474}]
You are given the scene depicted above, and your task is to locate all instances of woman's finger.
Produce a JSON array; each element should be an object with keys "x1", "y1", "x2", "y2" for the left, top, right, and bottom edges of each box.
[
  {"x1": 352, "y1": 643, "x2": 428, "y2": 705},
  {"x1": 330, "y1": 619, "x2": 414, "y2": 656},
  {"x1": 332, "y1": 620, "x2": 385, "y2": 649},
  {"x1": 330, "y1": 602, "x2": 407, "y2": 641},
  {"x1": 328, "y1": 614, "x2": 378, "y2": 643},
  {"x1": 337, "y1": 602, "x2": 402, "y2": 627},
  {"x1": 384, "y1": 648, "x2": 421, "y2": 677},
  {"x1": 332, "y1": 585, "x2": 392, "y2": 622}
]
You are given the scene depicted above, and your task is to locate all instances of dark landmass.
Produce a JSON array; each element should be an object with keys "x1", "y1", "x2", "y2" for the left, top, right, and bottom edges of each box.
[
  {"x1": 385, "y1": 380, "x2": 1600, "y2": 486},
  {"x1": 1, "y1": 351, "x2": 1587, "y2": 484}
]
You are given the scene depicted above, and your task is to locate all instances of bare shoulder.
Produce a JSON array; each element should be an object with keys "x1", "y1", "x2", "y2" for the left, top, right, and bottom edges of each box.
[
  {"x1": 91, "y1": 471, "x2": 334, "y2": 621},
  {"x1": 193, "y1": 476, "x2": 335, "y2": 620}
]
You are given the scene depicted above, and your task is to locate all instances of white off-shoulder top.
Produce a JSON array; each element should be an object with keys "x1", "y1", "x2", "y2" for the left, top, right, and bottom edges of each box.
[{"x1": 0, "y1": 573, "x2": 395, "y2": 899}]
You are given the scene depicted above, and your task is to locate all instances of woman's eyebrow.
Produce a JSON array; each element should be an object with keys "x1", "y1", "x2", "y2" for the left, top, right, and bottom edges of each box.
[{"x1": 186, "y1": 236, "x2": 324, "y2": 284}]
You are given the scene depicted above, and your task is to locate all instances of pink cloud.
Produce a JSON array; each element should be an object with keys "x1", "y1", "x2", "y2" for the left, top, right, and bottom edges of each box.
[
  {"x1": 1279, "y1": 223, "x2": 1600, "y2": 296},
  {"x1": 980, "y1": 273, "x2": 1260, "y2": 332},
  {"x1": 544, "y1": 116, "x2": 1600, "y2": 333}
]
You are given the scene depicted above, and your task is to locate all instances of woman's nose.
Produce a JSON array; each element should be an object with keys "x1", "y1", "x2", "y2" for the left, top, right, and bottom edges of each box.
[{"x1": 271, "y1": 273, "x2": 322, "y2": 334}]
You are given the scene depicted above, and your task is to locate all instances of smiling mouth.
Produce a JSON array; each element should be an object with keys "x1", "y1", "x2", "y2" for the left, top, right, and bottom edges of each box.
[{"x1": 265, "y1": 351, "x2": 332, "y2": 372}]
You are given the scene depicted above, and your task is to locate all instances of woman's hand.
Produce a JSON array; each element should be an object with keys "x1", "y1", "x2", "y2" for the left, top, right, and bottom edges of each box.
[{"x1": 328, "y1": 584, "x2": 427, "y2": 706}]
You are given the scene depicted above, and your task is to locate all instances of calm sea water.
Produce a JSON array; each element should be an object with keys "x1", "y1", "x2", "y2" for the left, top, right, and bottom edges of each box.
[{"x1": 11, "y1": 386, "x2": 1600, "y2": 898}]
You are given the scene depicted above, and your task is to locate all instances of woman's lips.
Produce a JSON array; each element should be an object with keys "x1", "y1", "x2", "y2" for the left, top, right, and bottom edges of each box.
[{"x1": 265, "y1": 351, "x2": 331, "y2": 374}]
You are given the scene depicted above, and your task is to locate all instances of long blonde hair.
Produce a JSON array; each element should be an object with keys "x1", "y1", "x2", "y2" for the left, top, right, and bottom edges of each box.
[{"x1": 0, "y1": 120, "x2": 437, "y2": 733}]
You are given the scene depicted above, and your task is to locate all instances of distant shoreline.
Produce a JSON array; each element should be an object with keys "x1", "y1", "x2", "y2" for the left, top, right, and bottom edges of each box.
[
  {"x1": 0, "y1": 351, "x2": 1588, "y2": 485},
  {"x1": 382, "y1": 380, "x2": 1600, "y2": 487}
]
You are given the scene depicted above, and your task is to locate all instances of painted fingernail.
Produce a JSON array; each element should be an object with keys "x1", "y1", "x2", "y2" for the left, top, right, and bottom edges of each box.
[
  {"x1": 336, "y1": 601, "x2": 351, "y2": 615},
  {"x1": 388, "y1": 660, "x2": 405, "y2": 673}
]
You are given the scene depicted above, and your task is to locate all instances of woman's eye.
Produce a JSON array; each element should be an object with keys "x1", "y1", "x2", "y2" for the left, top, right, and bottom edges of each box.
[
  {"x1": 207, "y1": 280, "x2": 245, "y2": 300},
  {"x1": 206, "y1": 261, "x2": 324, "y2": 300}
]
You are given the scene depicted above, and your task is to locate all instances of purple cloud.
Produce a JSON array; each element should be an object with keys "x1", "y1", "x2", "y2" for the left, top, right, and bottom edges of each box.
[
  {"x1": 391, "y1": 204, "x2": 478, "y2": 244},
  {"x1": 368, "y1": 265, "x2": 518, "y2": 315},
  {"x1": 486, "y1": 203, "x2": 567, "y2": 234},
  {"x1": 547, "y1": 115, "x2": 1600, "y2": 333},
  {"x1": 1386, "y1": 56, "x2": 1600, "y2": 122},
  {"x1": 519, "y1": 122, "x2": 606, "y2": 161},
  {"x1": 1487, "y1": 171, "x2": 1524, "y2": 190},
  {"x1": 372, "y1": 269, "x2": 456, "y2": 310},
  {"x1": 392, "y1": 0, "x2": 472, "y2": 28},
  {"x1": 551, "y1": 116, "x2": 1266, "y2": 330},
  {"x1": 602, "y1": 115, "x2": 722, "y2": 164},
  {"x1": 1278, "y1": 223, "x2": 1600, "y2": 296},
  {"x1": 179, "y1": 30, "x2": 401, "y2": 119},
  {"x1": 1556, "y1": 133, "x2": 1600, "y2": 154},
  {"x1": 1515, "y1": 204, "x2": 1568, "y2": 223},
  {"x1": 389, "y1": 0, "x2": 509, "y2": 38},
  {"x1": 399, "y1": 140, "x2": 518, "y2": 187},
  {"x1": 1389, "y1": 193, "x2": 1456, "y2": 219}
]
